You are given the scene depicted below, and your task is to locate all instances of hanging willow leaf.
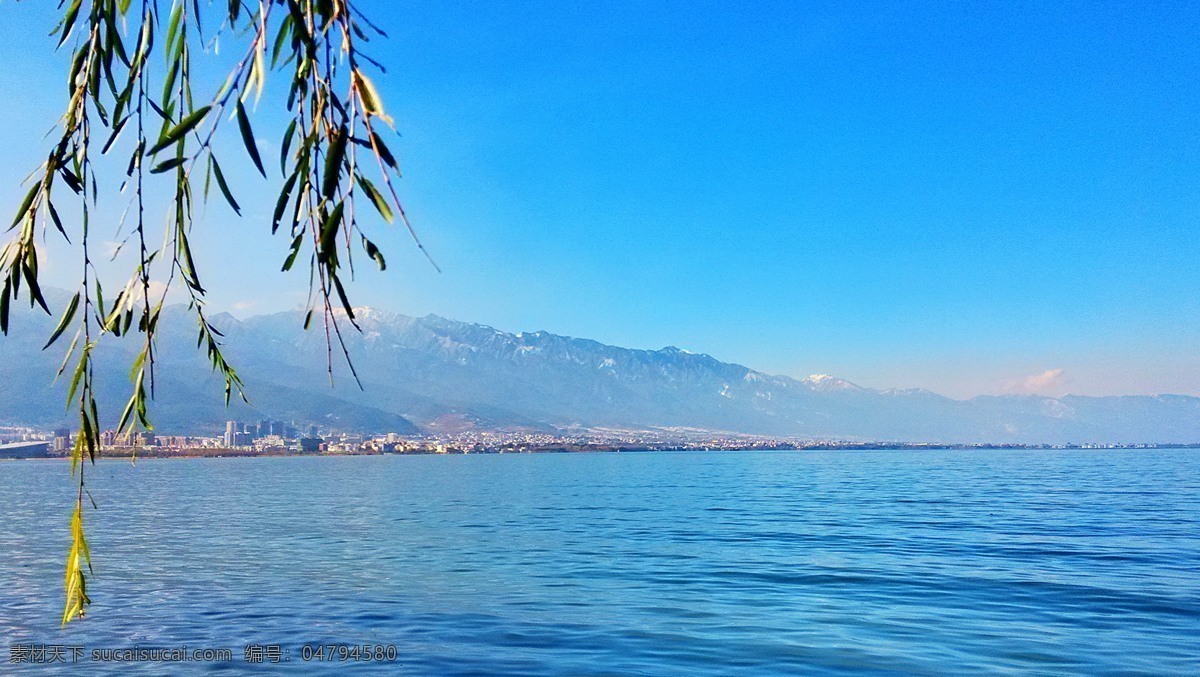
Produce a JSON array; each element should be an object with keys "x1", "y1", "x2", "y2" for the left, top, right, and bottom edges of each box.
[
  {"x1": 147, "y1": 105, "x2": 210, "y2": 155},
  {"x1": 61, "y1": 503, "x2": 89, "y2": 626},
  {"x1": 357, "y1": 175, "x2": 393, "y2": 222},
  {"x1": 54, "y1": 329, "x2": 80, "y2": 382},
  {"x1": 150, "y1": 157, "x2": 186, "y2": 174},
  {"x1": 209, "y1": 156, "x2": 240, "y2": 215},
  {"x1": 101, "y1": 116, "x2": 130, "y2": 155},
  {"x1": 0, "y1": 281, "x2": 10, "y2": 335},
  {"x1": 363, "y1": 237, "x2": 386, "y2": 271},
  {"x1": 57, "y1": 0, "x2": 83, "y2": 48},
  {"x1": 370, "y1": 130, "x2": 397, "y2": 169},
  {"x1": 23, "y1": 264, "x2": 50, "y2": 314},
  {"x1": 115, "y1": 390, "x2": 138, "y2": 435},
  {"x1": 280, "y1": 233, "x2": 304, "y2": 271},
  {"x1": 65, "y1": 346, "x2": 87, "y2": 406},
  {"x1": 272, "y1": 169, "x2": 299, "y2": 234},
  {"x1": 11, "y1": 184, "x2": 39, "y2": 228},
  {"x1": 163, "y1": 2, "x2": 183, "y2": 62},
  {"x1": 319, "y1": 202, "x2": 345, "y2": 255},
  {"x1": 354, "y1": 70, "x2": 389, "y2": 122},
  {"x1": 332, "y1": 273, "x2": 355, "y2": 320},
  {"x1": 47, "y1": 201, "x2": 68, "y2": 240},
  {"x1": 59, "y1": 167, "x2": 83, "y2": 194},
  {"x1": 322, "y1": 125, "x2": 347, "y2": 199},
  {"x1": 271, "y1": 15, "x2": 292, "y2": 67},
  {"x1": 42, "y1": 292, "x2": 80, "y2": 350},
  {"x1": 3, "y1": 0, "x2": 436, "y2": 626},
  {"x1": 235, "y1": 100, "x2": 266, "y2": 177},
  {"x1": 279, "y1": 118, "x2": 297, "y2": 174}
]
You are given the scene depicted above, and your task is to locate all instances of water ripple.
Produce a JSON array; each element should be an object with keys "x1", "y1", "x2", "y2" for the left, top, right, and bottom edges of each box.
[{"x1": 1, "y1": 448, "x2": 1198, "y2": 674}]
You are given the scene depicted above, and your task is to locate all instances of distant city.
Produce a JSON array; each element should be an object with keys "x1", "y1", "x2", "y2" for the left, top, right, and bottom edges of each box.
[
  {"x1": 5, "y1": 295, "x2": 1200, "y2": 446},
  {"x1": 0, "y1": 422, "x2": 1188, "y2": 460}
]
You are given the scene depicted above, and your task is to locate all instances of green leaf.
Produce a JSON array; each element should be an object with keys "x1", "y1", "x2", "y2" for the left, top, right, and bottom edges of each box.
[
  {"x1": 177, "y1": 232, "x2": 204, "y2": 293},
  {"x1": 94, "y1": 280, "x2": 105, "y2": 321},
  {"x1": 147, "y1": 105, "x2": 210, "y2": 155},
  {"x1": 236, "y1": 101, "x2": 266, "y2": 177},
  {"x1": 322, "y1": 125, "x2": 347, "y2": 200},
  {"x1": 279, "y1": 119, "x2": 297, "y2": 175},
  {"x1": 130, "y1": 347, "x2": 147, "y2": 381},
  {"x1": 22, "y1": 259, "x2": 50, "y2": 314},
  {"x1": 11, "y1": 184, "x2": 39, "y2": 228},
  {"x1": 371, "y1": 131, "x2": 397, "y2": 169},
  {"x1": 161, "y1": 57, "x2": 180, "y2": 109},
  {"x1": 272, "y1": 169, "x2": 299, "y2": 234},
  {"x1": 59, "y1": 167, "x2": 83, "y2": 194},
  {"x1": 280, "y1": 234, "x2": 304, "y2": 272},
  {"x1": 54, "y1": 329, "x2": 80, "y2": 381},
  {"x1": 150, "y1": 157, "x2": 186, "y2": 174},
  {"x1": 146, "y1": 98, "x2": 169, "y2": 121},
  {"x1": 286, "y1": 0, "x2": 312, "y2": 45},
  {"x1": 66, "y1": 346, "x2": 87, "y2": 405},
  {"x1": 271, "y1": 15, "x2": 292, "y2": 68},
  {"x1": 0, "y1": 281, "x2": 9, "y2": 335},
  {"x1": 47, "y1": 201, "x2": 68, "y2": 240},
  {"x1": 101, "y1": 116, "x2": 130, "y2": 155},
  {"x1": 42, "y1": 292, "x2": 80, "y2": 350},
  {"x1": 319, "y1": 201, "x2": 345, "y2": 260},
  {"x1": 331, "y1": 273, "x2": 355, "y2": 320},
  {"x1": 116, "y1": 392, "x2": 137, "y2": 435},
  {"x1": 210, "y1": 156, "x2": 241, "y2": 215},
  {"x1": 363, "y1": 237, "x2": 386, "y2": 271},
  {"x1": 164, "y1": 2, "x2": 183, "y2": 62},
  {"x1": 57, "y1": 0, "x2": 83, "y2": 47},
  {"x1": 357, "y1": 175, "x2": 394, "y2": 223}
]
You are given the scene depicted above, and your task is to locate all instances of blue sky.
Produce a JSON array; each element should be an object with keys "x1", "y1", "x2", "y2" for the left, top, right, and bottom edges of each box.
[{"x1": 2, "y1": 1, "x2": 1199, "y2": 398}]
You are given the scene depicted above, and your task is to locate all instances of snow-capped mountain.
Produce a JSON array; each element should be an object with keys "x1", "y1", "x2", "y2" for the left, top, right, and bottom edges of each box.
[{"x1": 3, "y1": 295, "x2": 1199, "y2": 444}]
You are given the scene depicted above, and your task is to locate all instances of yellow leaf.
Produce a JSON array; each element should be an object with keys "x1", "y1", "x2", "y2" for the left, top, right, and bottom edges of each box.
[
  {"x1": 253, "y1": 41, "x2": 266, "y2": 105},
  {"x1": 354, "y1": 71, "x2": 393, "y2": 126}
]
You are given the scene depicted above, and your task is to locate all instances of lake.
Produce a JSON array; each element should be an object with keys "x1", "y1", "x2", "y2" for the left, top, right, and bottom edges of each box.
[{"x1": 2, "y1": 449, "x2": 1198, "y2": 674}]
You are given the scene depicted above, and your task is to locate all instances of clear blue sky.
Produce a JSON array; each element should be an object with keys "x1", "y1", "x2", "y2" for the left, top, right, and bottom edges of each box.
[{"x1": 2, "y1": 1, "x2": 1198, "y2": 398}]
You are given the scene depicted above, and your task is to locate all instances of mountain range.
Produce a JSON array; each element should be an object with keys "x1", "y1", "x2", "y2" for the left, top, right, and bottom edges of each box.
[{"x1": 2, "y1": 291, "x2": 1198, "y2": 444}]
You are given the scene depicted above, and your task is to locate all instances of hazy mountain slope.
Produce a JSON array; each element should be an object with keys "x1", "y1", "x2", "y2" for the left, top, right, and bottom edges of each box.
[
  {"x1": 0, "y1": 298, "x2": 419, "y2": 434},
  {"x1": 2, "y1": 296, "x2": 1198, "y2": 443}
]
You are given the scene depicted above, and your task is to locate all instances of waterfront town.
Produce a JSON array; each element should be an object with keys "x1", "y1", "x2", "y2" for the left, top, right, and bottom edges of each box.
[
  {"x1": 0, "y1": 421, "x2": 830, "y2": 459},
  {"x1": 0, "y1": 422, "x2": 1181, "y2": 459}
]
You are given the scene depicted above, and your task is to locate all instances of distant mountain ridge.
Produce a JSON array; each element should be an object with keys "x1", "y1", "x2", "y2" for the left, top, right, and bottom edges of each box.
[{"x1": 2, "y1": 294, "x2": 1198, "y2": 444}]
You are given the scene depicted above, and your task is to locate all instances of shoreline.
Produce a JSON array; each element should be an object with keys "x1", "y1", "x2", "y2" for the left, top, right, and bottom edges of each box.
[{"x1": 3, "y1": 442, "x2": 1197, "y2": 461}]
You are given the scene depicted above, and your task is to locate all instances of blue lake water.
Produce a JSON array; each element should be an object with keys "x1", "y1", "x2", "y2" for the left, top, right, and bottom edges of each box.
[{"x1": 1, "y1": 449, "x2": 1198, "y2": 674}]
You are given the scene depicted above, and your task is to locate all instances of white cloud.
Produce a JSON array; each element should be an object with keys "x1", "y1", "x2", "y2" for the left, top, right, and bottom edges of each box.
[
  {"x1": 146, "y1": 279, "x2": 170, "y2": 301},
  {"x1": 1008, "y1": 368, "x2": 1068, "y2": 395}
]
